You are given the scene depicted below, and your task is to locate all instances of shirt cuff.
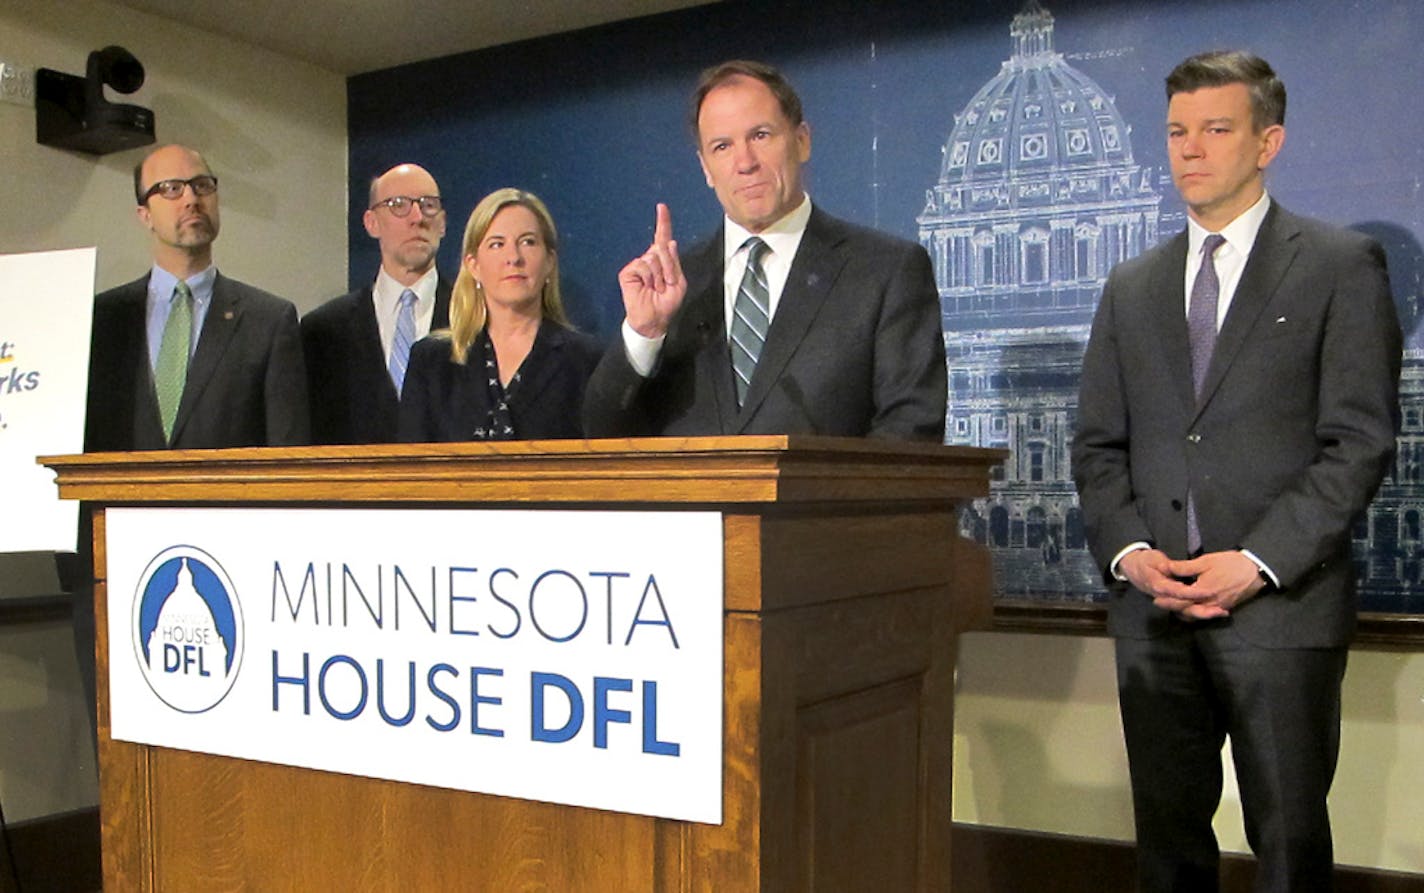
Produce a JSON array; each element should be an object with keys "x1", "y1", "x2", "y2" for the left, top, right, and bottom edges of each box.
[
  {"x1": 621, "y1": 319, "x2": 665, "y2": 378},
  {"x1": 1109, "y1": 542, "x2": 1152, "y2": 582},
  {"x1": 1239, "y1": 549, "x2": 1280, "y2": 589}
]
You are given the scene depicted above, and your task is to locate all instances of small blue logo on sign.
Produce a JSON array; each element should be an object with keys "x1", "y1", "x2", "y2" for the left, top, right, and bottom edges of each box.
[{"x1": 132, "y1": 545, "x2": 244, "y2": 713}]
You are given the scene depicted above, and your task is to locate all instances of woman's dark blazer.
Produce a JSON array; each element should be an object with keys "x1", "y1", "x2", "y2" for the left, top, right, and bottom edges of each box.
[{"x1": 398, "y1": 320, "x2": 601, "y2": 442}]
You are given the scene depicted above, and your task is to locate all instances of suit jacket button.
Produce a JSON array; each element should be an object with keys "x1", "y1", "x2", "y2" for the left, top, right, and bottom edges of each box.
[{"x1": 1171, "y1": 499, "x2": 1183, "y2": 510}]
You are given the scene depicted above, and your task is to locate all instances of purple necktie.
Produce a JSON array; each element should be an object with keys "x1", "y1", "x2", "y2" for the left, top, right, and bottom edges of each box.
[
  {"x1": 1188, "y1": 234, "x2": 1227, "y2": 397},
  {"x1": 1186, "y1": 234, "x2": 1226, "y2": 552}
]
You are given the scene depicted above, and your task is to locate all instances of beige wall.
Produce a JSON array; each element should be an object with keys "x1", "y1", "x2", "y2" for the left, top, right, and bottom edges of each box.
[
  {"x1": 0, "y1": 0, "x2": 347, "y2": 307},
  {"x1": 0, "y1": 0, "x2": 346, "y2": 822},
  {"x1": 0, "y1": 621, "x2": 95, "y2": 823},
  {"x1": 954, "y1": 631, "x2": 1424, "y2": 874}
]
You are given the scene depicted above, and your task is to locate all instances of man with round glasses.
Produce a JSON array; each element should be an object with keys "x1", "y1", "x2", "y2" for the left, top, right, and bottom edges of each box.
[{"x1": 302, "y1": 162, "x2": 451, "y2": 444}]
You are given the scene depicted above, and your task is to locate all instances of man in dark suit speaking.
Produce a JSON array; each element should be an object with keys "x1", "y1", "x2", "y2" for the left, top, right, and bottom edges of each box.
[
  {"x1": 1072, "y1": 52, "x2": 1401, "y2": 890},
  {"x1": 85, "y1": 143, "x2": 309, "y2": 451},
  {"x1": 303, "y1": 163, "x2": 451, "y2": 444},
  {"x1": 583, "y1": 60, "x2": 945, "y2": 440}
]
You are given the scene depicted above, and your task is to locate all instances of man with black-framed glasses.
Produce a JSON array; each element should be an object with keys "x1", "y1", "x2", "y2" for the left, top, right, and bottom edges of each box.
[
  {"x1": 85, "y1": 143, "x2": 309, "y2": 452},
  {"x1": 302, "y1": 162, "x2": 451, "y2": 444}
]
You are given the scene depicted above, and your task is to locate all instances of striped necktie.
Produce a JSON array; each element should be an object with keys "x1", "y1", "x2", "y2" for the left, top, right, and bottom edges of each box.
[
  {"x1": 730, "y1": 237, "x2": 770, "y2": 407},
  {"x1": 155, "y1": 280, "x2": 193, "y2": 442},
  {"x1": 389, "y1": 288, "x2": 417, "y2": 395}
]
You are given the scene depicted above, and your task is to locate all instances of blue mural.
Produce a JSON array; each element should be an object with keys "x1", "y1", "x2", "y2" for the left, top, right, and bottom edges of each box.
[
  {"x1": 920, "y1": 3, "x2": 1160, "y2": 602},
  {"x1": 347, "y1": 0, "x2": 1424, "y2": 614}
]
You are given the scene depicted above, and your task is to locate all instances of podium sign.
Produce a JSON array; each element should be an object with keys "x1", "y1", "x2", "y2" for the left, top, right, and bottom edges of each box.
[{"x1": 105, "y1": 505, "x2": 725, "y2": 823}]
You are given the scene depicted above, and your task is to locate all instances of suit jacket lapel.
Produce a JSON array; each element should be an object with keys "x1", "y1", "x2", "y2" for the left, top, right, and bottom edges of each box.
[
  {"x1": 121, "y1": 276, "x2": 167, "y2": 447},
  {"x1": 679, "y1": 234, "x2": 738, "y2": 432},
  {"x1": 351, "y1": 284, "x2": 401, "y2": 409},
  {"x1": 433, "y1": 276, "x2": 452, "y2": 329},
  {"x1": 173, "y1": 272, "x2": 241, "y2": 441},
  {"x1": 736, "y1": 208, "x2": 843, "y2": 427},
  {"x1": 1195, "y1": 204, "x2": 1298, "y2": 416},
  {"x1": 1149, "y1": 231, "x2": 1197, "y2": 413},
  {"x1": 513, "y1": 320, "x2": 565, "y2": 407}
]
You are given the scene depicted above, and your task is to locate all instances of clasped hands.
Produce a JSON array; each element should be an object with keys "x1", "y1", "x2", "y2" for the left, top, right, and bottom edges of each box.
[
  {"x1": 1118, "y1": 548, "x2": 1267, "y2": 621},
  {"x1": 619, "y1": 203, "x2": 687, "y2": 339}
]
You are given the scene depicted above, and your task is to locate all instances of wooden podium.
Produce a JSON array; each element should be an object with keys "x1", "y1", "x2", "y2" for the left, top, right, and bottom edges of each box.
[{"x1": 45, "y1": 436, "x2": 1001, "y2": 892}]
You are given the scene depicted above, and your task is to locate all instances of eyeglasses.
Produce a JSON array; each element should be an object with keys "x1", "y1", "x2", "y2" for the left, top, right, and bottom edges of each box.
[
  {"x1": 371, "y1": 195, "x2": 444, "y2": 218},
  {"x1": 142, "y1": 175, "x2": 219, "y2": 203}
]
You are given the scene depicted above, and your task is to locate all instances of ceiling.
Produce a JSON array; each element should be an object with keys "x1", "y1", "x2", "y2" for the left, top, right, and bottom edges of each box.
[{"x1": 107, "y1": 0, "x2": 716, "y2": 75}]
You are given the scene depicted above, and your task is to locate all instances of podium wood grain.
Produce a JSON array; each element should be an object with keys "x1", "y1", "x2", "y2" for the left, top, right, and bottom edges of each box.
[{"x1": 45, "y1": 437, "x2": 1002, "y2": 892}]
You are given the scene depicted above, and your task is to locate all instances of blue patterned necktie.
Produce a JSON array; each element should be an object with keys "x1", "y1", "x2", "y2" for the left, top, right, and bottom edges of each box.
[
  {"x1": 155, "y1": 280, "x2": 192, "y2": 442},
  {"x1": 1186, "y1": 234, "x2": 1226, "y2": 552},
  {"x1": 730, "y1": 237, "x2": 771, "y2": 407},
  {"x1": 389, "y1": 288, "x2": 417, "y2": 395}
]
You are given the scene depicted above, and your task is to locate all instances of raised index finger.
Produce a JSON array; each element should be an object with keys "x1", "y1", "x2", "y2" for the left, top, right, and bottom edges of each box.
[{"x1": 654, "y1": 202, "x2": 674, "y2": 247}]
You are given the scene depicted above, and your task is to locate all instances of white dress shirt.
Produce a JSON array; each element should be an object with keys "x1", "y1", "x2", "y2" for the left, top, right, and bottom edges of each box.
[
  {"x1": 1183, "y1": 191, "x2": 1271, "y2": 327},
  {"x1": 372, "y1": 266, "x2": 440, "y2": 364}
]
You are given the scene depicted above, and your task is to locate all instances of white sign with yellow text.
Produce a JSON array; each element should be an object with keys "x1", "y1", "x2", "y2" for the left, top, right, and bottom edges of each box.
[{"x1": 105, "y1": 506, "x2": 724, "y2": 823}]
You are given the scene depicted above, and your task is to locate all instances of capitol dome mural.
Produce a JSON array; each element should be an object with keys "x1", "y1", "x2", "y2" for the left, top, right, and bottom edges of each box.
[
  {"x1": 918, "y1": 0, "x2": 1161, "y2": 599},
  {"x1": 920, "y1": 0, "x2": 1160, "y2": 330}
]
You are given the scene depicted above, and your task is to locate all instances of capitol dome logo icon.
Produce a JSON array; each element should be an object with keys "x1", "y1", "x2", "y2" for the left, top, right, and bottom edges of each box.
[{"x1": 131, "y1": 545, "x2": 244, "y2": 713}]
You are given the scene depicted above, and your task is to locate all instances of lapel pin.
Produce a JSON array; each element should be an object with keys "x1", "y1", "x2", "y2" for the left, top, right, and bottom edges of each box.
[
  {"x1": 1275, "y1": 316, "x2": 1286, "y2": 323},
  {"x1": 224, "y1": 311, "x2": 235, "y2": 320}
]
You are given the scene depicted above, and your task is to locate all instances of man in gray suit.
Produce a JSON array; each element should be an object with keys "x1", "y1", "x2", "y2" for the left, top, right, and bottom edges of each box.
[
  {"x1": 583, "y1": 59, "x2": 945, "y2": 440},
  {"x1": 1072, "y1": 52, "x2": 1401, "y2": 891},
  {"x1": 85, "y1": 143, "x2": 309, "y2": 451}
]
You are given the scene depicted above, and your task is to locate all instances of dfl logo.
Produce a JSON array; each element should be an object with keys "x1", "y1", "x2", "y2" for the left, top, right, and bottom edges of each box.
[{"x1": 132, "y1": 545, "x2": 245, "y2": 713}]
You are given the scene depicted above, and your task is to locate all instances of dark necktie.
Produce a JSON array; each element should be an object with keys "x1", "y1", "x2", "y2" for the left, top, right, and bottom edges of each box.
[
  {"x1": 1187, "y1": 234, "x2": 1226, "y2": 397},
  {"x1": 155, "y1": 280, "x2": 193, "y2": 442},
  {"x1": 1186, "y1": 234, "x2": 1226, "y2": 552},
  {"x1": 389, "y1": 288, "x2": 417, "y2": 395},
  {"x1": 730, "y1": 237, "x2": 770, "y2": 407}
]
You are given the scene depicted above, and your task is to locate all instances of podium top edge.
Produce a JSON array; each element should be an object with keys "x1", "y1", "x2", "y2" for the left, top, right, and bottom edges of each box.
[
  {"x1": 38, "y1": 436, "x2": 1006, "y2": 507},
  {"x1": 41, "y1": 435, "x2": 1008, "y2": 468}
]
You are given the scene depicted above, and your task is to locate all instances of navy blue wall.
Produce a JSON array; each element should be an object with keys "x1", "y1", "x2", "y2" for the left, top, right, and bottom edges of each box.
[
  {"x1": 348, "y1": 0, "x2": 1424, "y2": 612},
  {"x1": 348, "y1": 0, "x2": 1422, "y2": 334}
]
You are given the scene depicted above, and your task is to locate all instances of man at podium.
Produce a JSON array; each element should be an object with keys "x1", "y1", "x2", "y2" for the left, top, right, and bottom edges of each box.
[{"x1": 583, "y1": 60, "x2": 946, "y2": 441}]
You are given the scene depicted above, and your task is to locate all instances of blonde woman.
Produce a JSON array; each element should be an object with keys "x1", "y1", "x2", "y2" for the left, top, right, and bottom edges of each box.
[{"x1": 398, "y1": 188, "x2": 600, "y2": 441}]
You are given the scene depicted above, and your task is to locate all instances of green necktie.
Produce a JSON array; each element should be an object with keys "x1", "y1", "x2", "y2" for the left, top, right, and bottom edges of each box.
[{"x1": 155, "y1": 281, "x2": 193, "y2": 442}]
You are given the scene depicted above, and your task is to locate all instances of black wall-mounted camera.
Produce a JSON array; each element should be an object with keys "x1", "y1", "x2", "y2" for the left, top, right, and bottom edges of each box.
[{"x1": 36, "y1": 45, "x2": 155, "y2": 155}]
